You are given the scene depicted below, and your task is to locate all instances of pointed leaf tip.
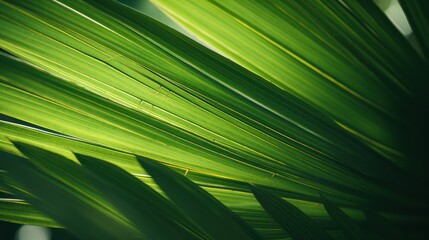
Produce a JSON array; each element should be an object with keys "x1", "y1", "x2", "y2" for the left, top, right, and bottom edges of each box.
[
  {"x1": 138, "y1": 156, "x2": 262, "y2": 240},
  {"x1": 320, "y1": 193, "x2": 369, "y2": 240},
  {"x1": 251, "y1": 185, "x2": 332, "y2": 240}
]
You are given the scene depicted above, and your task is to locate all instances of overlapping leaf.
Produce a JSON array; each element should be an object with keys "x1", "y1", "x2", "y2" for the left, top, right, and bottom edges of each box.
[
  {"x1": 138, "y1": 156, "x2": 262, "y2": 240},
  {"x1": 0, "y1": 0, "x2": 428, "y2": 239},
  {"x1": 0, "y1": 144, "x2": 141, "y2": 240},
  {"x1": 0, "y1": 0, "x2": 417, "y2": 204},
  {"x1": 251, "y1": 185, "x2": 333, "y2": 240},
  {"x1": 151, "y1": 0, "x2": 428, "y2": 163}
]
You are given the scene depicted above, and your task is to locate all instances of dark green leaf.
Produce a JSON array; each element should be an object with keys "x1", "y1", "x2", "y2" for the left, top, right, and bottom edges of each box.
[
  {"x1": 400, "y1": 0, "x2": 429, "y2": 62},
  {"x1": 138, "y1": 156, "x2": 262, "y2": 240},
  {"x1": 363, "y1": 209, "x2": 404, "y2": 240},
  {"x1": 0, "y1": 198, "x2": 59, "y2": 228},
  {"x1": 251, "y1": 185, "x2": 332, "y2": 240},
  {"x1": 0, "y1": 143, "x2": 140, "y2": 240},
  {"x1": 76, "y1": 153, "x2": 204, "y2": 240},
  {"x1": 320, "y1": 193, "x2": 369, "y2": 240}
]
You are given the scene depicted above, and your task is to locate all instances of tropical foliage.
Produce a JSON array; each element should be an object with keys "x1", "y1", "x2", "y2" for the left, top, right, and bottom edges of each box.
[{"x1": 0, "y1": 0, "x2": 428, "y2": 239}]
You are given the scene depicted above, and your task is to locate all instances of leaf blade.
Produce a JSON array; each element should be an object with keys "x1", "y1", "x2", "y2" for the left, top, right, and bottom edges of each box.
[
  {"x1": 138, "y1": 156, "x2": 262, "y2": 240},
  {"x1": 251, "y1": 185, "x2": 332, "y2": 240},
  {"x1": 76, "y1": 153, "x2": 205, "y2": 240},
  {"x1": 0, "y1": 143, "x2": 140, "y2": 240},
  {"x1": 320, "y1": 193, "x2": 369, "y2": 240}
]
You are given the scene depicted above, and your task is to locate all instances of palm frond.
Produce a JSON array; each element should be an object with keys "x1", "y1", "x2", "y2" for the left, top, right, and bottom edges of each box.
[{"x1": 1, "y1": 0, "x2": 428, "y2": 239}]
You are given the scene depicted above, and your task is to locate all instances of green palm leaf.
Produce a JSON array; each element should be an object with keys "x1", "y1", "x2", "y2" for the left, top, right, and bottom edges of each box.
[
  {"x1": 251, "y1": 185, "x2": 333, "y2": 240},
  {"x1": 77, "y1": 154, "x2": 205, "y2": 240},
  {"x1": 0, "y1": 143, "x2": 141, "y2": 240},
  {"x1": 1, "y1": 0, "x2": 428, "y2": 239},
  {"x1": 320, "y1": 193, "x2": 369, "y2": 240},
  {"x1": 138, "y1": 156, "x2": 262, "y2": 240}
]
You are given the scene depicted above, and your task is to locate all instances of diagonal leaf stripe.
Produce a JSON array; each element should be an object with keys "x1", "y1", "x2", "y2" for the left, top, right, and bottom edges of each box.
[
  {"x1": 0, "y1": 134, "x2": 297, "y2": 238},
  {"x1": 0, "y1": 198, "x2": 59, "y2": 228},
  {"x1": 77, "y1": 154, "x2": 205, "y2": 240},
  {"x1": 0, "y1": 145, "x2": 141, "y2": 240},
  {"x1": 0, "y1": 0, "x2": 418, "y2": 197},
  {"x1": 138, "y1": 156, "x2": 262, "y2": 240},
  {"x1": 0, "y1": 0, "x2": 428, "y2": 238},
  {"x1": 399, "y1": 0, "x2": 429, "y2": 61},
  {"x1": 251, "y1": 185, "x2": 333, "y2": 240},
  {"x1": 320, "y1": 193, "x2": 369, "y2": 240},
  {"x1": 151, "y1": 0, "x2": 428, "y2": 161}
]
